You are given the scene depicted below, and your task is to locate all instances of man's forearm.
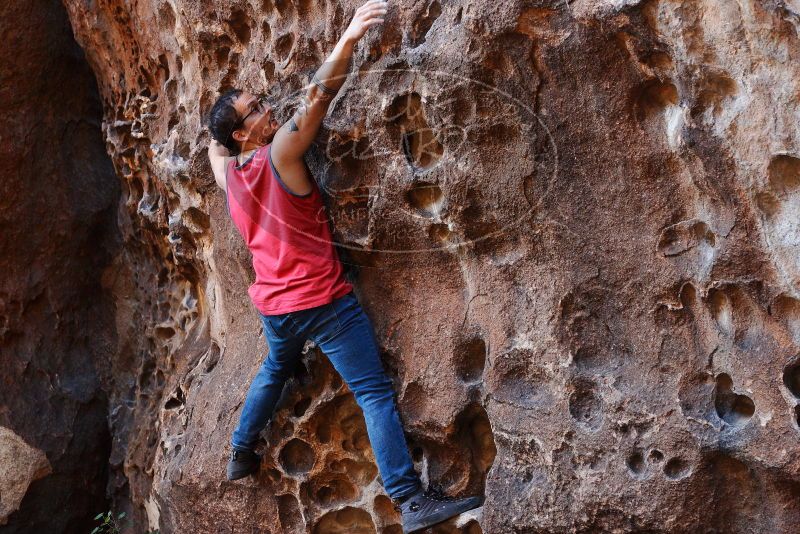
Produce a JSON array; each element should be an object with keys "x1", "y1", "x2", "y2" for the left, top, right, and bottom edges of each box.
[{"x1": 308, "y1": 36, "x2": 357, "y2": 102}]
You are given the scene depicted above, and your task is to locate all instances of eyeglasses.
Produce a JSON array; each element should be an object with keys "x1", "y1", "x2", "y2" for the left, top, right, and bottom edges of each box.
[{"x1": 225, "y1": 95, "x2": 269, "y2": 147}]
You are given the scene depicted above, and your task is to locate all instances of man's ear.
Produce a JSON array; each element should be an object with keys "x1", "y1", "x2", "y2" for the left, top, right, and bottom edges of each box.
[{"x1": 232, "y1": 129, "x2": 246, "y2": 143}]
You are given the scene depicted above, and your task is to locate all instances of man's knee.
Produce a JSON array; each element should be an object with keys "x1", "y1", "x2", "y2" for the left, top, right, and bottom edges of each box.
[
  {"x1": 351, "y1": 374, "x2": 396, "y2": 406},
  {"x1": 259, "y1": 355, "x2": 294, "y2": 382}
]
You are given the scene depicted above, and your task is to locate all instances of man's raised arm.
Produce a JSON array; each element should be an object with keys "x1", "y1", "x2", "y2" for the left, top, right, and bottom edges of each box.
[
  {"x1": 271, "y1": 0, "x2": 387, "y2": 165},
  {"x1": 208, "y1": 140, "x2": 231, "y2": 190}
]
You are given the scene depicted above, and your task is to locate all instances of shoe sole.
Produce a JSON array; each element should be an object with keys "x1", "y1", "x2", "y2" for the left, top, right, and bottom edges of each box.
[
  {"x1": 403, "y1": 497, "x2": 483, "y2": 533},
  {"x1": 227, "y1": 465, "x2": 259, "y2": 481}
]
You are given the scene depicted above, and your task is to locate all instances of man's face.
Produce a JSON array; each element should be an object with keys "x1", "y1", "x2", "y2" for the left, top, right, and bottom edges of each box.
[{"x1": 231, "y1": 91, "x2": 280, "y2": 149}]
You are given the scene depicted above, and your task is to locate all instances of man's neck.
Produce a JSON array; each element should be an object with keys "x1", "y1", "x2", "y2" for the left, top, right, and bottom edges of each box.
[{"x1": 237, "y1": 146, "x2": 259, "y2": 164}]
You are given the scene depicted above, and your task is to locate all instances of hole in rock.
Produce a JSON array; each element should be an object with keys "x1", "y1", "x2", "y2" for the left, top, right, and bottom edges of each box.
[
  {"x1": 633, "y1": 80, "x2": 679, "y2": 122},
  {"x1": 261, "y1": 20, "x2": 272, "y2": 41},
  {"x1": 409, "y1": 0, "x2": 441, "y2": 48},
  {"x1": 679, "y1": 282, "x2": 697, "y2": 308},
  {"x1": 455, "y1": 404, "x2": 497, "y2": 489},
  {"x1": 275, "y1": 34, "x2": 294, "y2": 63},
  {"x1": 714, "y1": 373, "x2": 755, "y2": 426},
  {"x1": 402, "y1": 381, "x2": 429, "y2": 420},
  {"x1": 274, "y1": 0, "x2": 294, "y2": 18},
  {"x1": 626, "y1": 450, "x2": 646, "y2": 476},
  {"x1": 312, "y1": 394, "x2": 370, "y2": 452},
  {"x1": 164, "y1": 78, "x2": 177, "y2": 104},
  {"x1": 277, "y1": 494, "x2": 304, "y2": 532},
  {"x1": 158, "y1": 2, "x2": 176, "y2": 30},
  {"x1": 692, "y1": 72, "x2": 738, "y2": 119},
  {"x1": 657, "y1": 219, "x2": 716, "y2": 257},
  {"x1": 403, "y1": 127, "x2": 444, "y2": 170},
  {"x1": 341, "y1": 412, "x2": 371, "y2": 453},
  {"x1": 155, "y1": 325, "x2": 175, "y2": 339},
  {"x1": 313, "y1": 506, "x2": 376, "y2": 534},
  {"x1": 311, "y1": 396, "x2": 356, "y2": 444},
  {"x1": 157, "y1": 53, "x2": 170, "y2": 83},
  {"x1": 485, "y1": 348, "x2": 550, "y2": 409},
  {"x1": 460, "y1": 195, "x2": 502, "y2": 250},
  {"x1": 203, "y1": 342, "x2": 221, "y2": 372},
  {"x1": 454, "y1": 335, "x2": 487, "y2": 383},
  {"x1": 663, "y1": 457, "x2": 691, "y2": 480},
  {"x1": 310, "y1": 476, "x2": 359, "y2": 506},
  {"x1": 227, "y1": 8, "x2": 251, "y2": 44},
  {"x1": 164, "y1": 386, "x2": 185, "y2": 410},
  {"x1": 768, "y1": 154, "x2": 800, "y2": 196},
  {"x1": 279, "y1": 438, "x2": 315, "y2": 475},
  {"x1": 174, "y1": 140, "x2": 191, "y2": 160},
  {"x1": 292, "y1": 359, "x2": 312, "y2": 386},
  {"x1": 770, "y1": 295, "x2": 800, "y2": 343},
  {"x1": 795, "y1": 405, "x2": 800, "y2": 428},
  {"x1": 707, "y1": 289, "x2": 733, "y2": 336},
  {"x1": 328, "y1": 457, "x2": 377, "y2": 486},
  {"x1": 214, "y1": 45, "x2": 231, "y2": 69},
  {"x1": 644, "y1": 51, "x2": 673, "y2": 70},
  {"x1": 294, "y1": 397, "x2": 312, "y2": 417},
  {"x1": 385, "y1": 93, "x2": 444, "y2": 170},
  {"x1": 755, "y1": 191, "x2": 780, "y2": 217},
  {"x1": 316, "y1": 419, "x2": 332, "y2": 444},
  {"x1": 429, "y1": 223, "x2": 451, "y2": 243},
  {"x1": 279, "y1": 420, "x2": 295, "y2": 439},
  {"x1": 262, "y1": 59, "x2": 275, "y2": 80},
  {"x1": 405, "y1": 182, "x2": 443, "y2": 218},
  {"x1": 183, "y1": 207, "x2": 210, "y2": 232},
  {"x1": 572, "y1": 346, "x2": 609, "y2": 372},
  {"x1": 569, "y1": 378, "x2": 604, "y2": 431},
  {"x1": 783, "y1": 360, "x2": 800, "y2": 399},
  {"x1": 649, "y1": 449, "x2": 664, "y2": 463},
  {"x1": 219, "y1": 54, "x2": 240, "y2": 92},
  {"x1": 373, "y1": 494, "x2": 400, "y2": 525}
]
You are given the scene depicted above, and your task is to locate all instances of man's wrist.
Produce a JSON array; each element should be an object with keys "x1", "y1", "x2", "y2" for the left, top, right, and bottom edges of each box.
[{"x1": 340, "y1": 32, "x2": 359, "y2": 46}]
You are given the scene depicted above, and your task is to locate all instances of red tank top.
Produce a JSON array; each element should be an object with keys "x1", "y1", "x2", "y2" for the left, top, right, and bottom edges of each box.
[{"x1": 225, "y1": 143, "x2": 353, "y2": 315}]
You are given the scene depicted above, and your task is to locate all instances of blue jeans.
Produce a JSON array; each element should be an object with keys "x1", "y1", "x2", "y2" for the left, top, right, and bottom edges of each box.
[{"x1": 231, "y1": 290, "x2": 421, "y2": 499}]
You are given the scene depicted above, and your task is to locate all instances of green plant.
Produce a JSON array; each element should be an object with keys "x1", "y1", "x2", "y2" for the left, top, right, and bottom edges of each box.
[{"x1": 91, "y1": 511, "x2": 126, "y2": 534}]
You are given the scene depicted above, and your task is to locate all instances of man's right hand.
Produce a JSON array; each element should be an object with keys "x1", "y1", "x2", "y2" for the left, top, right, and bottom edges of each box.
[{"x1": 342, "y1": 0, "x2": 388, "y2": 43}]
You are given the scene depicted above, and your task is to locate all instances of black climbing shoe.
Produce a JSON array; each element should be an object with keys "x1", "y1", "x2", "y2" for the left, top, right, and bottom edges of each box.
[
  {"x1": 394, "y1": 485, "x2": 483, "y2": 533},
  {"x1": 226, "y1": 449, "x2": 261, "y2": 481}
]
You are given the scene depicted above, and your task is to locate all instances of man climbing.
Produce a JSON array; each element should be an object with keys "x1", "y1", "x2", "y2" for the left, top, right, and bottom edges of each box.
[{"x1": 205, "y1": 1, "x2": 481, "y2": 531}]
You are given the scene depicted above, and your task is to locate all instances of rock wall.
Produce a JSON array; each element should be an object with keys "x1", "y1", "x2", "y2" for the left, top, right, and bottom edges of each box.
[
  {"x1": 52, "y1": 0, "x2": 800, "y2": 532},
  {"x1": 0, "y1": 0, "x2": 120, "y2": 531}
]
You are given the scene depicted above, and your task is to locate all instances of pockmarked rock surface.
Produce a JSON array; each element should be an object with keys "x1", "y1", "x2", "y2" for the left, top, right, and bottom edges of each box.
[{"x1": 51, "y1": 0, "x2": 800, "y2": 531}]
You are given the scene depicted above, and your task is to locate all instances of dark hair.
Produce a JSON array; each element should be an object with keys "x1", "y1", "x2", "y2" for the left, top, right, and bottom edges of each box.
[{"x1": 207, "y1": 89, "x2": 243, "y2": 155}]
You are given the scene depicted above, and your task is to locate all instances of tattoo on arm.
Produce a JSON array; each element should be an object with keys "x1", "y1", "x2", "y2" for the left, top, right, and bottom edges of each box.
[{"x1": 287, "y1": 95, "x2": 312, "y2": 134}]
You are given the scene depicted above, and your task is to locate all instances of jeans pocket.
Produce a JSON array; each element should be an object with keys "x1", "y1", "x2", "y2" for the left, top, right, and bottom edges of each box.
[
  {"x1": 337, "y1": 290, "x2": 359, "y2": 310},
  {"x1": 312, "y1": 302, "x2": 344, "y2": 344},
  {"x1": 260, "y1": 313, "x2": 281, "y2": 339}
]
